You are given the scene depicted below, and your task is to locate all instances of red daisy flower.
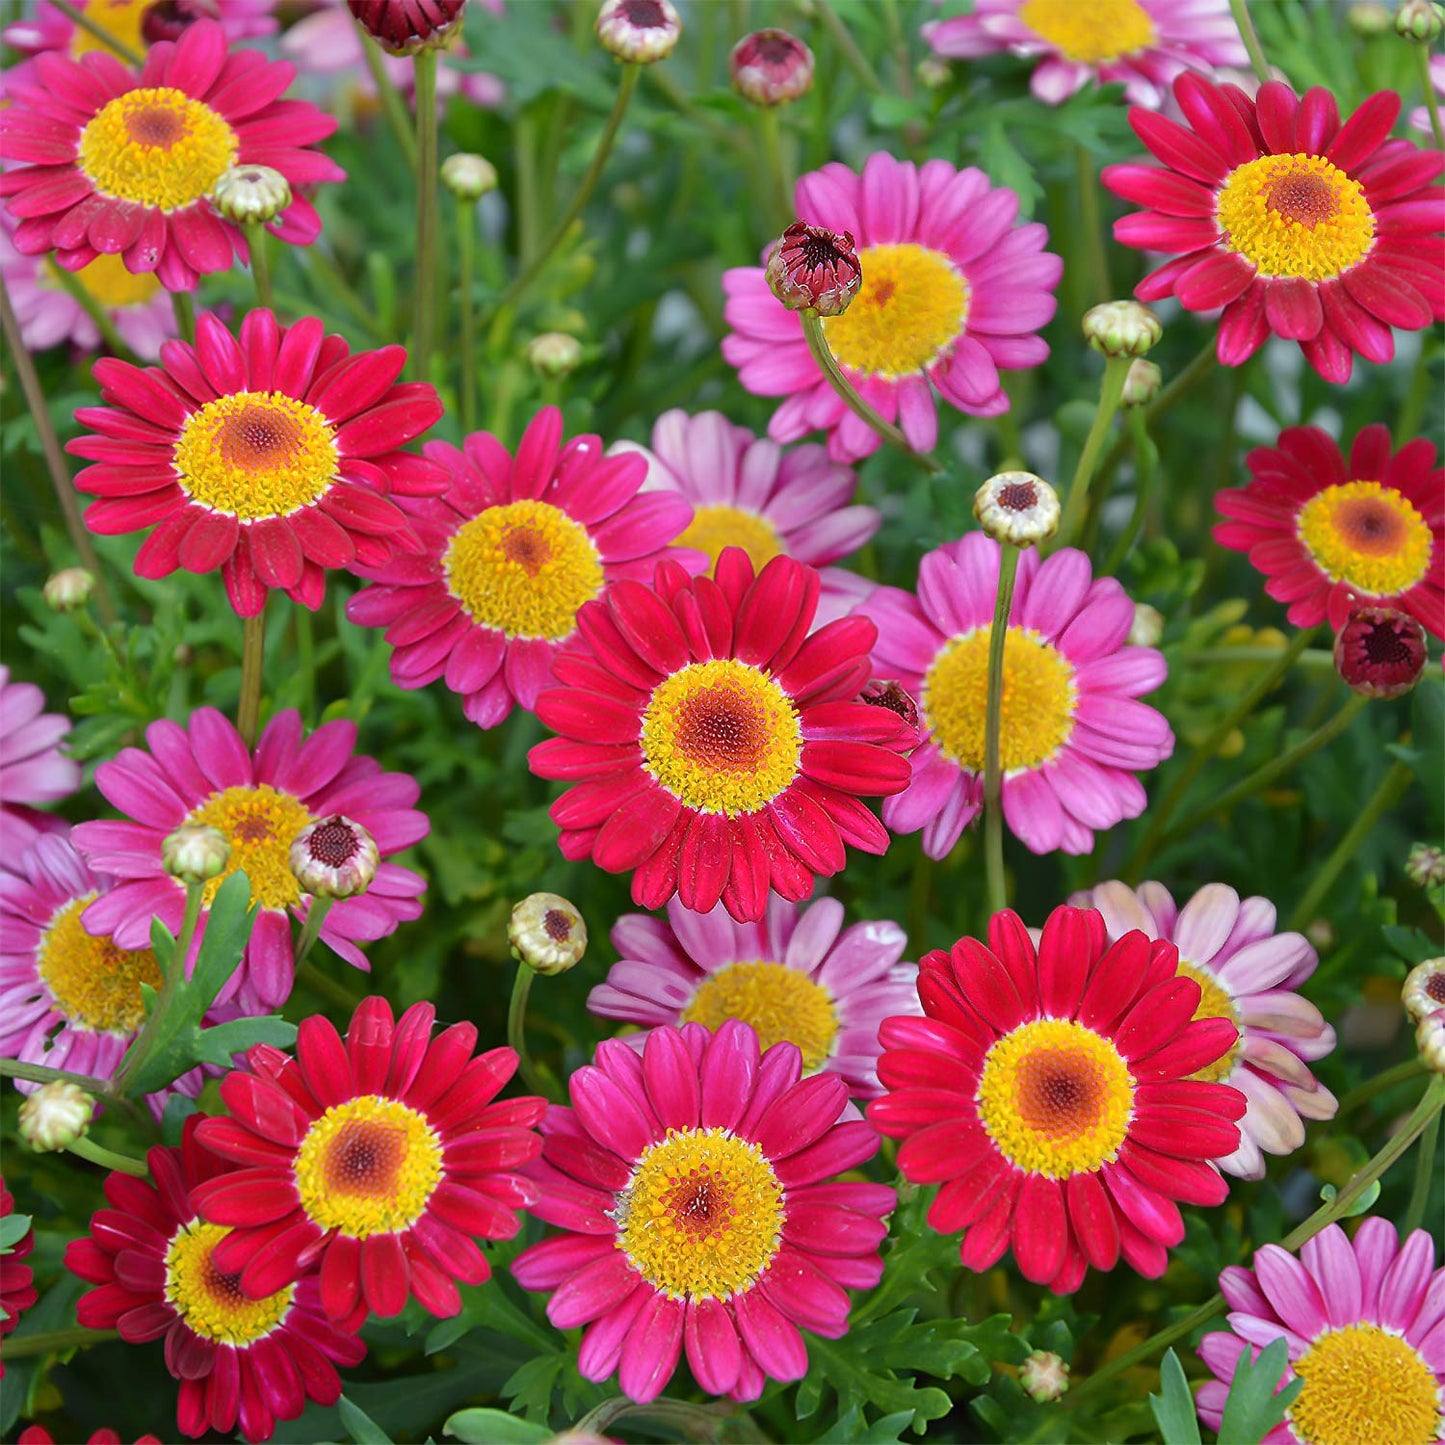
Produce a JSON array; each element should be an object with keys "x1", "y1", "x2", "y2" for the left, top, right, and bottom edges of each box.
[
  {"x1": 191, "y1": 996, "x2": 546, "y2": 1329},
  {"x1": 0, "y1": 20, "x2": 344, "y2": 292},
  {"x1": 63, "y1": 1117, "x2": 365, "y2": 1443},
  {"x1": 1103, "y1": 74, "x2": 1445, "y2": 382},
  {"x1": 527, "y1": 549, "x2": 916, "y2": 924},
  {"x1": 66, "y1": 308, "x2": 446, "y2": 618},
  {"x1": 868, "y1": 906, "x2": 1247, "y2": 1293},
  {"x1": 1, "y1": 1177, "x2": 38, "y2": 1377},
  {"x1": 1215, "y1": 423, "x2": 1443, "y2": 637}
]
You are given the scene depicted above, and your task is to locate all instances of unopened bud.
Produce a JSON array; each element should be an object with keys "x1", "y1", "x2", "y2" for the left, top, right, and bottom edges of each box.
[
  {"x1": 19, "y1": 1081, "x2": 94, "y2": 1153},
  {"x1": 211, "y1": 165, "x2": 292, "y2": 226},
  {"x1": 527, "y1": 333, "x2": 583, "y2": 379},
  {"x1": 595, "y1": 0, "x2": 680, "y2": 63},
  {"x1": 509, "y1": 892, "x2": 587, "y2": 975},
  {"x1": 348, "y1": 0, "x2": 467, "y2": 55},
  {"x1": 441, "y1": 152, "x2": 498, "y2": 200},
  {"x1": 289, "y1": 815, "x2": 378, "y2": 899},
  {"x1": 1121, "y1": 358, "x2": 1162, "y2": 408},
  {"x1": 973, "y1": 471, "x2": 1060, "y2": 548},
  {"x1": 1402, "y1": 958, "x2": 1445, "y2": 1023},
  {"x1": 162, "y1": 824, "x2": 231, "y2": 886},
  {"x1": 730, "y1": 29, "x2": 814, "y2": 106},
  {"x1": 1395, "y1": 0, "x2": 1445, "y2": 40},
  {"x1": 916, "y1": 55, "x2": 951, "y2": 88},
  {"x1": 1019, "y1": 1350, "x2": 1069, "y2": 1402},
  {"x1": 1333, "y1": 607, "x2": 1426, "y2": 699},
  {"x1": 1416, "y1": 1008, "x2": 1445, "y2": 1073},
  {"x1": 1128, "y1": 602, "x2": 1164, "y2": 648},
  {"x1": 1406, "y1": 843, "x2": 1445, "y2": 889},
  {"x1": 858, "y1": 679, "x2": 920, "y2": 734},
  {"x1": 765, "y1": 221, "x2": 861, "y2": 316},
  {"x1": 43, "y1": 567, "x2": 95, "y2": 612},
  {"x1": 1347, "y1": 2, "x2": 1394, "y2": 34},
  {"x1": 1083, "y1": 300, "x2": 1162, "y2": 358}
]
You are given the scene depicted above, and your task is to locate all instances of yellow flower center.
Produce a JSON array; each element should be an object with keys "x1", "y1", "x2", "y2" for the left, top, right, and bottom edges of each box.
[
  {"x1": 185, "y1": 784, "x2": 314, "y2": 911},
  {"x1": 443, "y1": 499, "x2": 604, "y2": 641},
  {"x1": 823, "y1": 243, "x2": 969, "y2": 379},
  {"x1": 165, "y1": 1220, "x2": 293, "y2": 1345},
  {"x1": 1296, "y1": 481, "x2": 1432, "y2": 597},
  {"x1": 68, "y1": 0, "x2": 151, "y2": 61},
  {"x1": 1017, "y1": 0, "x2": 1157, "y2": 62},
  {"x1": 36, "y1": 895, "x2": 162, "y2": 1035},
  {"x1": 78, "y1": 87, "x2": 238, "y2": 212},
  {"x1": 1175, "y1": 960, "x2": 1242, "y2": 1084},
  {"x1": 923, "y1": 626, "x2": 1077, "y2": 774},
  {"x1": 976, "y1": 1019, "x2": 1135, "y2": 1178},
  {"x1": 294, "y1": 1095, "x2": 444, "y2": 1239},
  {"x1": 678, "y1": 505, "x2": 786, "y2": 575},
  {"x1": 1216, "y1": 154, "x2": 1376, "y2": 281},
  {"x1": 615, "y1": 1127, "x2": 784, "y2": 1301},
  {"x1": 1289, "y1": 1324, "x2": 1441, "y2": 1445},
  {"x1": 44, "y1": 252, "x2": 163, "y2": 309},
  {"x1": 640, "y1": 659, "x2": 803, "y2": 815},
  {"x1": 680, "y1": 961, "x2": 839, "y2": 1072}
]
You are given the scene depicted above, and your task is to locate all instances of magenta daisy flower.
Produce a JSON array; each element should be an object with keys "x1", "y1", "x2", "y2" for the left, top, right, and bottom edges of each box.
[
  {"x1": 192, "y1": 996, "x2": 545, "y2": 1328},
  {"x1": 0, "y1": 666, "x2": 82, "y2": 853},
  {"x1": 615, "y1": 407, "x2": 880, "y2": 627},
  {"x1": 1, "y1": 1, "x2": 277, "y2": 65},
  {"x1": 722, "y1": 152, "x2": 1062, "y2": 463},
  {"x1": 922, "y1": 0, "x2": 1247, "y2": 108},
  {"x1": 1197, "y1": 1219, "x2": 1445, "y2": 1444},
  {"x1": 65, "y1": 1116, "x2": 366, "y2": 1444},
  {"x1": 0, "y1": 20, "x2": 343, "y2": 291},
  {"x1": 867, "y1": 532, "x2": 1173, "y2": 859},
  {"x1": 513, "y1": 1020, "x2": 893, "y2": 1403},
  {"x1": 1103, "y1": 75, "x2": 1445, "y2": 383},
  {"x1": 66, "y1": 308, "x2": 445, "y2": 619},
  {"x1": 345, "y1": 407, "x2": 697, "y2": 730},
  {"x1": 71, "y1": 708, "x2": 427, "y2": 1015},
  {"x1": 528, "y1": 550, "x2": 916, "y2": 923},
  {"x1": 1077, "y1": 881, "x2": 1337, "y2": 1179},
  {"x1": 1215, "y1": 424, "x2": 1444, "y2": 638},
  {"x1": 588, "y1": 893, "x2": 919, "y2": 1099}
]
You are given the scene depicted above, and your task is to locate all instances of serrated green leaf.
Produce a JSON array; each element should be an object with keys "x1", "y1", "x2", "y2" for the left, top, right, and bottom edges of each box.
[
  {"x1": 1218, "y1": 1336, "x2": 1304, "y2": 1445},
  {"x1": 816, "y1": 1406, "x2": 918, "y2": 1443},
  {"x1": 443, "y1": 1409, "x2": 551, "y2": 1444},
  {"x1": 193, "y1": 1016, "x2": 297, "y2": 1067},
  {"x1": 1149, "y1": 1349, "x2": 1202, "y2": 1445},
  {"x1": 160, "y1": 1092, "x2": 199, "y2": 1145},
  {"x1": 502, "y1": 1352, "x2": 567, "y2": 1425},
  {"x1": 339, "y1": 1395, "x2": 393, "y2": 1445}
]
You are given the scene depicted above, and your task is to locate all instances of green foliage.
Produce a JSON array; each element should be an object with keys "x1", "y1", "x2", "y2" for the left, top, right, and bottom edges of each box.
[
  {"x1": 1217, "y1": 1339, "x2": 1304, "y2": 1445},
  {"x1": 444, "y1": 1409, "x2": 552, "y2": 1444},
  {"x1": 1149, "y1": 1350, "x2": 1202, "y2": 1445}
]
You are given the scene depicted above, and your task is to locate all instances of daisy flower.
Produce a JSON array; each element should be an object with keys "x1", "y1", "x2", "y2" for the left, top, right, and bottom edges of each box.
[
  {"x1": 67, "y1": 308, "x2": 446, "y2": 619},
  {"x1": 345, "y1": 406, "x2": 696, "y2": 729},
  {"x1": 867, "y1": 532, "x2": 1173, "y2": 859},
  {"x1": 71, "y1": 708, "x2": 428, "y2": 1015},
  {"x1": 0, "y1": 666, "x2": 82, "y2": 853},
  {"x1": 192, "y1": 996, "x2": 546, "y2": 1327},
  {"x1": 922, "y1": 0, "x2": 1247, "y2": 109},
  {"x1": 1103, "y1": 74, "x2": 1445, "y2": 383},
  {"x1": 869, "y1": 906, "x2": 1246, "y2": 1293},
  {"x1": 0, "y1": 21, "x2": 343, "y2": 292},
  {"x1": 1, "y1": 1, "x2": 276, "y2": 66},
  {"x1": 614, "y1": 407, "x2": 880, "y2": 627},
  {"x1": 513, "y1": 1020, "x2": 894, "y2": 1403},
  {"x1": 1077, "y1": 881, "x2": 1337, "y2": 1179},
  {"x1": 19, "y1": 1428, "x2": 163, "y2": 1445},
  {"x1": 588, "y1": 893, "x2": 919, "y2": 1099},
  {"x1": 722, "y1": 152, "x2": 1062, "y2": 463},
  {"x1": 1, "y1": 1177, "x2": 38, "y2": 1375},
  {"x1": 65, "y1": 1116, "x2": 366, "y2": 1443},
  {"x1": 1215, "y1": 423, "x2": 1444, "y2": 638},
  {"x1": 1196, "y1": 1219, "x2": 1444, "y2": 1445},
  {"x1": 528, "y1": 550, "x2": 916, "y2": 924}
]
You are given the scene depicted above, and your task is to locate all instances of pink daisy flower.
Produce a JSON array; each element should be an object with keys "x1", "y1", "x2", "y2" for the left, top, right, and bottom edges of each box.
[
  {"x1": 1076, "y1": 881, "x2": 1337, "y2": 1179},
  {"x1": 345, "y1": 406, "x2": 697, "y2": 730},
  {"x1": 588, "y1": 893, "x2": 919, "y2": 1099},
  {"x1": 614, "y1": 407, "x2": 880, "y2": 627},
  {"x1": 922, "y1": 0, "x2": 1247, "y2": 109},
  {"x1": 0, "y1": 21, "x2": 344, "y2": 292},
  {"x1": 722, "y1": 152, "x2": 1062, "y2": 463},
  {"x1": 1197, "y1": 1219, "x2": 1445, "y2": 1444},
  {"x1": 0, "y1": 665, "x2": 82, "y2": 853},
  {"x1": 512, "y1": 1020, "x2": 894, "y2": 1403},
  {"x1": 866, "y1": 532, "x2": 1174, "y2": 859},
  {"x1": 71, "y1": 708, "x2": 427, "y2": 1016},
  {"x1": 1, "y1": 1, "x2": 276, "y2": 66}
]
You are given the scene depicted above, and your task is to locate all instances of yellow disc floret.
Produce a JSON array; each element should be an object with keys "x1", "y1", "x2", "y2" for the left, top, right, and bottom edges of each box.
[
  {"x1": 46, "y1": 253, "x2": 163, "y2": 309},
  {"x1": 1018, "y1": 0, "x2": 1157, "y2": 62},
  {"x1": 823, "y1": 243, "x2": 969, "y2": 379},
  {"x1": 37, "y1": 895, "x2": 162, "y2": 1034},
  {"x1": 294, "y1": 1095, "x2": 444, "y2": 1238},
  {"x1": 1288, "y1": 1324, "x2": 1441, "y2": 1445},
  {"x1": 444, "y1": 500, "x2": 604, "y2": 641},
  {"x1": 641, "y1": 659, "x2": 803, "y2": 815},
  {"x1": 68, "y1": 0, "x2": 150, "y2": 61},
  {"x1": 1175, "y1": 960, "x2": 1242, "y2": 1084},
  {"x1": 616, "y1": 1126, "x2": 785, "y2": 1300},
  {"x1": 185, "y1": 784, "x2": 315, "y2": 910},
  {"x1": 924, "y1": 625, "x2": 1077, "y2": 774},
  {"x1": 681, "y1": 962, "x2": 839, "y2": 1071},
  {"x1": 1216, "y1": 154, "x2": 1375, "y2": 280},
  {"x1": 165, "y1": 1220, "x2": 293, "y2": 1345},
  {"x1": 678, "y1": 505, "x2": 786, "y2": 574},
  {"x1": 976, "y1": 1019, "x2": 1136, "y2": 1178},
  {"x1": 78, "y1": 87, "x2": 238, "y2": 212},
  {"x1": 1297, "y1": 481, "x2": 1432, "y2": 596}
]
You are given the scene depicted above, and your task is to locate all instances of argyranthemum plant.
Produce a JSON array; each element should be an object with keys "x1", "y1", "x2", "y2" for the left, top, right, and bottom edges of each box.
[
  {"x1": 0, "y1": 665, "x2": 81, "y2": 852},
  {"x1": 1, "y1": 1, "x2": 276, "y2": 64}
]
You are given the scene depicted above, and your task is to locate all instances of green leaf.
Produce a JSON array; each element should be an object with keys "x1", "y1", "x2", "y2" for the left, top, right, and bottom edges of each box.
[
  {"x1": 1149, "y1": 1350, "x2": 1202, "y2": 1445},
  {"x1": 339, "y1": 1395, "x2": 393, "y2": 1445},
  {"x1": 816, "y1": 1406, "x2": 919, "y2": 1443},
  {"x1": 443, "y1": 1410, "x2": 551, "y2": 1444},
  {"x1": 1218, "y1": 1337, "x2": 1304, "y2": 1445},
  {"x1": 1319, "y1": 1178, "x2": 1381, "y2": 1218},
  {"x1": 192, "y1": 1016, "x2": 298, "y2": 1067},
  {"x1": 501, "y1": 1353, "x2": 568, "y2": 1425},
  {"x1": 0, "y1": 1215, "x2": 32, "y2": 1253},
  {"x1": 977, "y1": 120, "x2": 1043, "y2": 218}
]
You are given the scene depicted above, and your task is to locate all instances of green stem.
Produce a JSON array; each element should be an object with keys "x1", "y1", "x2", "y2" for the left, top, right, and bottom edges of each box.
[
  {"x1": 813, "y1": 0, "x2": 885, "y2": 94},
  {"x1": 244, "y1": 221, "x2": 273, "y2": 310},
  {"x1": 67, "y1": 1134, "x2": 148, "y2": 1177},
  {"x1": 1228, "y1": 0, "x2": 1273, "y2": 84},
  {"x1": 1186, "y1": 646, "x2": 1335, "y2": 669},
  {"x1": 758, "y1": 106, "x2": 794, "y2": 233},
  {"x1": 412, "y1": 49, "x2": 440, "y2": 383},
  {"x1": 1412, "y1": 39, "x2": 1445, "y2": 150},
  {"x1": 50, "y1": 0, "x2": 141, "y2": 64},
  {"x1": 50, "y1": 267, "x2": 132, "y2": 358},
  {"x1": 1, "y1": 1327, "x2": 119, "y2": 1360},
  {"x1": 1055, "y1": 354, "x2": 1131, "y2": 551},
  {"x1": 296, "y1": 957, "x2": 363, "y2": 1011},
  {"x1": 117, "y1": 883, "x2": 204, "y2": 1095},
  {"x1": 171, "y1": 290, "x2": 195, "y2": 344},
  {"x1": 1337, "y1": 1057, "x2": 1424, "y2": 1119},
  {"x1": 237, "y1": 605, "x2": 266, "y2": 748},
  {"x1": 574, "y1": 1396, "x2": 742, "y2": 1442},
  {"x1": 984, "y1": 546, "x2": 1021, "y2": 916},
  {"x1": 295, "y1": 606, "x2": 316, "y2": 725},
  {"x1": 293, "y1": 897, "x2": 335, "y2": 971},
  {"x1": 1098, "y1": 340, "x2": 1218, "y2": 487},
  {"x1": 1075, "y1": 145, "x2": 1110, "y2": 304},
  {"x1": 357, "y1": 28, "x2": 418, "y2": 169},
  {"x1": 1100, "y1": 406, "x2": 1155, "y2": 574},
  {"x1": 0, "y1": 1059, "x2": 109, "y2": 1097},
  {"x1": 1405, "y1": 1108, "x2": 1440, "y2": 1235},
  {"x1": 507, "y1": 963, "x2": 554, "y2": 1100},
  {"x1": 456, "y1": 195, "x2": 478, "y2": 434}
]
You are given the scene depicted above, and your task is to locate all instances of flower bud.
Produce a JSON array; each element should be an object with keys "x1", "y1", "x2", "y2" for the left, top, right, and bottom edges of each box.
[
  {"x1": 210, "y1": 165, "x2": 292, "y2": 226},
  {"x1": 1019, "y1": 1350, "x2": 1069, "y2": 1403},
  {"x1": 527, "y1": 332, "x2": 583, "y2": 379},
  {"x1": 1406, "y1": 843, "x2": 1445, "y2": 889},
  {"x1": 509, "y1": 892, "x2": 587, "y2": 975},
  {"x1": 441, "y1": 152, "x2": 498, "y2": 200},
  {"x1": 1082, "y1": 300, "x2": 1163, "y2": 358},
  {"x1": 1395, "y1": 0, "x2": 1445, "y2": 40},
  {"x1": 289, "y1": 815, "x2": 379, "y2": 899},
  {"x1": 1402, "y1": 958, "x2": 1445, "y2": 1023},
  {"x1": 43, "y1": 567, "x2": 95, "y2": 612},
  {"x1": 162, "y1": 824, "x2": 232, "y2": 886},
  {"x1": 1417, "y1": 1007, "x2": 1445, "y2": 1073},
  {"x1": 765, "y1": 221, "x2": 862, "y2": 316},
  {"x1": 1333, "y1": 607, "x2": 1426, "y2": 699},
  {"x1": 858, "y1": 679, "x2": 920, "y2": 734},
  {"x1": 730, "y1": 29, "x2": 814, "y2": 106},
  {"x1": 1347, "y1": 2, "x2": 1394, "y2": 34},
  {"x1": 916, "y1": 55, "x2": 951, "y2": 88},
  {"x1": 1121, "y1": 358, "x2": 1162, "y2": 408},
  {"x1": 1128, "y1": 602, "x2": 1164, "y2": 648},
  {"x1": 973, "y1": 471, "x2": 1060, "y2": 548},
  {"x1": 348, "y1": 0, "x2": 467, "y2": 55},
  {"x1": 595, "y1": 0, "x2": 680, "y2": 63},
  {"x1": 19, "y1": 1081, "x2": 94, "y2": 1153}
]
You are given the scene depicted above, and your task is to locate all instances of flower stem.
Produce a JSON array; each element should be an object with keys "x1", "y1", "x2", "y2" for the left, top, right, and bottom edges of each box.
[
  {"x1": 357, "y1": 27, "x2": 418, "y2": 169},
  {"x1": 171, "y1": 290, "x2": 195, "y2": 344},
  {"x1": 813, "y1": 0, "x2": 885, "y2": 94},
  {"x1": 1055, "y1": 354, "x2": 1131, "y2": 551},
  {"x1": 117, "y1": 881, "x2": 205, "y2": 1096},
  {"x1": 50, "y1": 0, "x2": 141, "y2": 64},
  {"x1": 67, "y1": 1134, "x2": 148, "y2": 1177},
  {"x1": 455, "y1": 195, "x2": 478, "y2": 434},
  {"x1": 507, "y1": 962, "x2": 556, "y2": 1101},
  {"x1": 1412, "y1": 39, "x2": 1445, "y2": 150},
  {"x1": 292, "y1": 898, "x2": 335, "y2": 971},
  {"x1": 1228, "y1": 0, "x2": 1273, "y2": 85},
  {"x1": 412, "y1": 48, "x2": 440, "y2": 383},
  {"x1": 984, "y1": 545, "x2": 1021, "y2": 916},
  {"x1": 297, "y1": 957, "x2": 363, "y2": 1011},
  {"x1": 0, "y1": 1059, "x2": 109, "y2": 1097},
  {"x1": 237, "y1": 605, "x2": 266, "y2": 748},
  {"x1": 244, "y1": 220, "x2": 273, "y2": 310},
  {"x1": 1, "y1": 1327, "x2": 119, "y2": 1361},
  {"x1": 1098, "y1": 340, "x2": 1218, "y2": 487},
  {"x1": 1337, "y1": 1057, "x2": 1424, "y2": 1118},
  {"x1": 1074, "y1": 145, "x2": 1110, "y2": 304},
  {"x1": 1100, "y1": 406, "x2": 1155, "y2": 574},
  {"x1": 758, "y1": 106, "x2": 794, "y2": 233},
  {"x1": 49, "y1": 267, "x2": 133, "y2": 359}
]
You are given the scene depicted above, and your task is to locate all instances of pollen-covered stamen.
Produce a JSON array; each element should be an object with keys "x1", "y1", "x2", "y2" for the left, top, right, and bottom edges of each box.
[
  {"x1": 37, "y1": 895, "x2": 162, "y2": 1035},
  {"x1": 165, "y1": 1220, "x2": 293, "y2": 1345},
  {"x1": 186, "y1": 784, "x2": 315, "y2": 910},
  {"x1": 1176, "y1": 961, "x2": 1242, "y2": 1084},
  {"x1": 677, "y1": 505, "x2": 786, "y2": 573},
  {"x1": 1287, "y1": 1323, "x2": 1440, "y2": 1445},
  {"x1": 1297, "y1": 481, "x2": 1432, "y2": 594},
  {"x1": 680, "y1": 961, "x2": 839, "y2": 1070},
  {"x1": 1017, "y1": 0, "x2": 1157, "y2": 62}
]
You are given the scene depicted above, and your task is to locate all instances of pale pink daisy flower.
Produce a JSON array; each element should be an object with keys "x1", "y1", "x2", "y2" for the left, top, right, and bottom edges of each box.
[
  {"x1": 71, "y1": 708, "x2": 427, "y2": 1016},
  {"x1": 867, "y1": 532, "x2": 1173, "y2": 858},
  {"x1": 0, "y1": 666, "x2": 82, "y2": 853},
  {"x1": 922, "y1": 0, "x2": 1248, "y2": 109},
  {"x1": 1076, "y1": 881, "x2": 1337, "y2": 1179},
  {"x1": 722, "y1": 152, "x2": 1062, "y2": 463},
  {"x1": 1, "y1": 0, "x2": 277, "y2": 65},
  {"x1": 588, "y1": 893, "x2": 919, "y2": 1099},
  {"x1": 614, "y1": 408, "x2": 880, "y2": 627}
]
